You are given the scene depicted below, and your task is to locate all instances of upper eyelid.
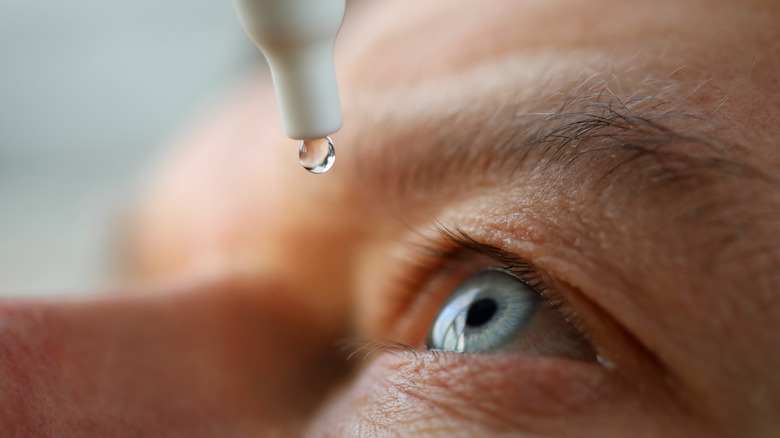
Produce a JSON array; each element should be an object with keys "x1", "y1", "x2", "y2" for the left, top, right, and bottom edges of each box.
[
  {"x1": 393, "y1": 224, "x2": 547, "y2": 307},
  {"x1": 429, "y1": 225, "x2": 547, "y2": 291},
  {"x1": 354, "y1": 85, "x2": 776, "y2": 277}
]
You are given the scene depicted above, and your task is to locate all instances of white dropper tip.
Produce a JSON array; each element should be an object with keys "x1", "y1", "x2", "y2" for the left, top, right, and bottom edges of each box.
[{"x1": 234, "y1": 0, "x2": 345, "y2": 140}]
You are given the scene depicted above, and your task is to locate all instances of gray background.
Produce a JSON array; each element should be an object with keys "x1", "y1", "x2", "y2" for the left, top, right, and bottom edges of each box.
[{"x1": 0, "y1": 0, "x2": 258, "y2": 295}]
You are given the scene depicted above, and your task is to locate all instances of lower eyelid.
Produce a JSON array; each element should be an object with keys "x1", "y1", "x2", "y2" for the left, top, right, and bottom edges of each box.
[{"x1": 350, "y1": 351, "x2": 611, "y2": 424}]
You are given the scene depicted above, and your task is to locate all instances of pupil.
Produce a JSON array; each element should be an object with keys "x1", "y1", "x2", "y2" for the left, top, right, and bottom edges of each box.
[{"x1": 465, "y1": 298, "x2": 497, "y2": 327}]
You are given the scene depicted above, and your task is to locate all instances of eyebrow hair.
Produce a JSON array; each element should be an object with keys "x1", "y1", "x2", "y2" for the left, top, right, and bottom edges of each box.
[
  {"x1": 349, "y1": 80, "x2": 780, "y2": 273},
  {"x1": 356, "y1": 86, "x2": 768, "y2": 202}
]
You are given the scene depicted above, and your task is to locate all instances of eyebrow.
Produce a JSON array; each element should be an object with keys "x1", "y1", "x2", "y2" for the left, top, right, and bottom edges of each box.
[
  {"x1": 354, "y1": 86, "x2": 766, "y2": 202},
  {"x1": 349, "y1": 80, "x2": 779, "y2": 264}
]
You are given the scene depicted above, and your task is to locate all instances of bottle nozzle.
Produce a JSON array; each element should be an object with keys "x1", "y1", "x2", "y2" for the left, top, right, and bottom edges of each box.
[{"x1": 234, "y1": 0, "x2": 345, "y2": 140}]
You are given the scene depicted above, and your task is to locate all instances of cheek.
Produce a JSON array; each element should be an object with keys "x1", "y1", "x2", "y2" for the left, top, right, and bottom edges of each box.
[
  {"x1": 127, "y1": 84, "x2": 290, "y2": 278},
  {"x1": 127, "y1": 82, "x2": 358, "y2": 276},
  {"x1": 126, "y1": 81, "x2": 365, "y2": 334}
]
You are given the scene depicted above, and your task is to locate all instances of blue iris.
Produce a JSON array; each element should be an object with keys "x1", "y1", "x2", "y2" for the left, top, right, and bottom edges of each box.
[{"x1": 426, "y1": 270, "x2": 540, "y2": 353}]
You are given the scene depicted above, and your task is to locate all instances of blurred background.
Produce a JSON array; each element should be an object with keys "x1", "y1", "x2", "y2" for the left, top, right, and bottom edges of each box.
[{"x1": 0, "y1": 0, "x2": 258, "y2": 296}]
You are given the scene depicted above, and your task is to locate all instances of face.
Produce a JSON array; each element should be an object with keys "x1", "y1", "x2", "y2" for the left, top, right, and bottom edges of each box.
[{"x1": 2, "y1": 0, "x2": 779, "y2": 436}]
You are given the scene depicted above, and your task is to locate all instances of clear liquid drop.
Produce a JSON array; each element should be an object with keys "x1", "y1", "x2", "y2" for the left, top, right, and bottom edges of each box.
[{"x1": 299, "y1": 137, "x2": 335, "y2": 174}]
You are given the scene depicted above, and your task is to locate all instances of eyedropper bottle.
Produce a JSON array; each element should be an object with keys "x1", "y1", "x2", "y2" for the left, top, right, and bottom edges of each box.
[{"x1": 234, "y1": 0, "x2": 346, "y2": 173}]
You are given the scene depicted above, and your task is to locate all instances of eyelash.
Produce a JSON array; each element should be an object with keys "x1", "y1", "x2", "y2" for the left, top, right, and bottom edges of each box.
[
  {"x1": 400, "y1": 225, "x2": 547, "y2": 296},
  {"x1": 395, "y1": 225, "x2": 592, "y2": 349}
]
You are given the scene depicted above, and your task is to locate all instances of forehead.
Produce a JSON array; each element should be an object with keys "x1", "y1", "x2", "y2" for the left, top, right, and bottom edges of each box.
[
  {"x1": 339, "y1": 0, "x2": 734, "y2": 80},
  {"x1": 336, "y1": 0, "x2": 780, "y2": 162}
]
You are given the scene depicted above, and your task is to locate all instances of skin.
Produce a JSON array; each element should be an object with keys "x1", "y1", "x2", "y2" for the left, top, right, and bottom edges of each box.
[{"x1": 1, "y1": 0, "x2": 779, "y2": 436}]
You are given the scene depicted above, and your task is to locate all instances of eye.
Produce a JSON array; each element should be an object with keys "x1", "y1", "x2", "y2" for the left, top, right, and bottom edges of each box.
[{"x1": 425, "y1": 269, "x2": 596, "y2": 360}]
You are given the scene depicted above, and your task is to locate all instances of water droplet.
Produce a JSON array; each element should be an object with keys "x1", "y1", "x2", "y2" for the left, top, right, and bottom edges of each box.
[{"x1": 299, "y1": 137, "x2": 335, "y2": 174}]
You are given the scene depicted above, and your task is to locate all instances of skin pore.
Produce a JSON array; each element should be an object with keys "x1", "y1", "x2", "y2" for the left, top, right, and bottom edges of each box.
[{"x1": 1, "y1": 0, "x2": 779, "y2": 436}]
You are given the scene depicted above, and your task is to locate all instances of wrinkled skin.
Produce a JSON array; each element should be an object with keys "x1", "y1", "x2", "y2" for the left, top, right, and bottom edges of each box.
[{"x1": 2, "y1": 0, "x2": 779, "y2": 436}]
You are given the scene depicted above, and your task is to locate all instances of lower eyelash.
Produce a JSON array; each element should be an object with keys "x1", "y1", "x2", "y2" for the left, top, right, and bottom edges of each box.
[{"x1": 337, "y1": 338, "x2": 419, "y2": 361}]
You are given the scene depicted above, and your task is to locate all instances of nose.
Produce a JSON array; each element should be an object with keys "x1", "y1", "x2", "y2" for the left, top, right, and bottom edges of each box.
[{"x1": 0, "y1": 273, "x2": 349, "y2": 436}]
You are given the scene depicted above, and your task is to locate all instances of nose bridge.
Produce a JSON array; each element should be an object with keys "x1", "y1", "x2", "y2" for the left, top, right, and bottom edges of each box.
[{"x1": 0, "y1": 275, "x2": 355, "y2": 435}]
